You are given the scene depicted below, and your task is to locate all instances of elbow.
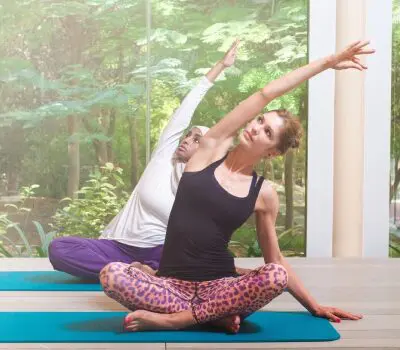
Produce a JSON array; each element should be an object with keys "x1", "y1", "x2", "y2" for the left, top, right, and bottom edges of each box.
[
  {"x1": 264, "y1": 251, "x2": 285, "y2": 265},
  {"x1": 266, "y1": 255, "x2": 287, "y2": 279},
  {"x1": 259, "y1": 87, "x2": 275, "y2": 103},
  {"x1": 275, "y1": 255, "x2": 285, "y2": 266},
  {"x1": 277, "y1": 252, "x2": 286, "y2": 264},
  {"x1": 259, "y1": 88, "x2": 271, "y2": 101},
  {"x1": 264, "y1": 253, "x2": 284, "y2": 266}
]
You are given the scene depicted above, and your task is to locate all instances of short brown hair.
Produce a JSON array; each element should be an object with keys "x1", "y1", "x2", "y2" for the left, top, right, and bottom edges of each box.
[{"x1": 268, "y1": 109, "x2": 303, "y2": 154}]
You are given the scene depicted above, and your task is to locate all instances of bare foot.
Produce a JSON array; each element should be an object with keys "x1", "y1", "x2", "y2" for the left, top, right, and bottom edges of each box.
[
  {"x1": 129, "y1": 262, "x2": 157, "y2": 276},
  {"x1": 129, "y1": 262, "x2": 142, "y2": 269},
  {"x1": 123, "y1": 310, "x2": 194, "y2": 332},
  {"x1": 210, "y1": 315, "x2": 241, "y2": 334}
]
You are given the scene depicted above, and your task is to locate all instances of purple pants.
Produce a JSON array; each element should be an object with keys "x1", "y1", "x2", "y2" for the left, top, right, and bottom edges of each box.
[{"x1": 48, "y1": 237, "x2": 163, "y2": 280}]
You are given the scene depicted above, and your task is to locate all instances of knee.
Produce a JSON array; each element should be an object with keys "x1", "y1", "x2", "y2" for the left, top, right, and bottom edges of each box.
[
  {"x1": 48, "y1": 237, "x2": 60, "y2": 257},
  {"x1": 99, "y1": 262, "x2": 125, "y2": 289},
  {"x1": 48, "y1": 237, "x2": 69, "y2": 264},
  {"x1": 261, "y1": 263, "x2": 288, "y2": 291}
]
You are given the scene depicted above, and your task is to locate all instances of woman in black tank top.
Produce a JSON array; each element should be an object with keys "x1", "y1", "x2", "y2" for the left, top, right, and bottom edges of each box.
[{"x1": 100, "y1": 40, "x2": 372, "y2": 333}]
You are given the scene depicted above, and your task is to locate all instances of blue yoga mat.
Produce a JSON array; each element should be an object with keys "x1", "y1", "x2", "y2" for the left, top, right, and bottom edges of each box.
[
  {"x1": 0, "y1": 271, "x2": 102, "y2": 291},
  {"x1": 0, "y1": 311, "x2": 340, "y2": 343}
]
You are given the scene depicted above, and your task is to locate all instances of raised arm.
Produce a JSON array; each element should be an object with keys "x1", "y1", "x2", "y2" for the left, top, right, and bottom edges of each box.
[
  {"x1": 151, "y1": 40, "x2": 239, "y2": 159},
  {"x1": 203, "y1": 40, "x2": 374, "y2": 145},
  {"x1": 206, "y1": 39, "x2": 239, "y2": 83}
]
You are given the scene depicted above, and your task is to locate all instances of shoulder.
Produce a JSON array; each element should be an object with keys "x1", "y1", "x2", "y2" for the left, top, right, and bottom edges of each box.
[
  {"x1": 256, "y1": 179, "x2": 279, "y2": 216},
  {"x1": 199, "y1": 134, "x2": 234, "y2": 150},
  {"x1": 184, "y1": 135, "x2": 234, "y2": 172}
]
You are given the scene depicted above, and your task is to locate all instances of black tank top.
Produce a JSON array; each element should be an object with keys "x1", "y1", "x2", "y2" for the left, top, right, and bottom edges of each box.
[{"x1": 157, "y1": 153, "x2": 265, "y2": 281}]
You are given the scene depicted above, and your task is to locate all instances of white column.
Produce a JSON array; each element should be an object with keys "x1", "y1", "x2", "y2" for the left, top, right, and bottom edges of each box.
[
  {"x1": 362, "y1": 0, "x2": 392, "y2": 257},
  {"x1": 306, "y1": 0, "x2": 336, "y2": 257},
  {"x1": 333, "y1": 0, "x2": 366, "y2": 257}
]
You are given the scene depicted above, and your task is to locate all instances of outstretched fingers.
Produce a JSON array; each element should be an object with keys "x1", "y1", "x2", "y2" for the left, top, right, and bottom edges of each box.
[
  {"x1": 332, "y1": 308, "x2": 363, "y2": 321},
  {"x1": 227, "y1": 38, "x2": 240, "y2": 53},
  {"x1": 356, "y1": 48, "x2": 376, "y2": 55},
  {"x1": 354, "y1": 40, "x2": 370, "y2": 50},
  {"x1": 351, "y1": 63, "x2": 364, "y2": 71},
  {"x1": 325, "y1": 311, "x2": 341, "y2": 323},
  {"x1": 352, "y1": 57, "x2": 368, "y2": 70},
  {"x1": 353, "y1": 40, "x2": 375, "y2": 55},
  {"x1": 347, "y1": 40, "x2": 362, "y2": 50},
  {"x1": 345, "y1": 40, "x2": 374, "y2": 57}
]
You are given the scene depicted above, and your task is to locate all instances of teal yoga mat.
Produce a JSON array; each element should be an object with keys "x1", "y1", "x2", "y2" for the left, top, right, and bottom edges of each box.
[
  {"x1": 0, "y1": 311, "x2": 340, "y2": 343},
  {"x1": 0, "y1": 271, "x2": 102, "y2": 291}
]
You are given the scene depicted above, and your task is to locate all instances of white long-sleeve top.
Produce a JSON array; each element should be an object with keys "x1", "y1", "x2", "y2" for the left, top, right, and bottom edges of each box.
[{"x1": 100, "y1": 77, "x2": 213, "y2": 247}]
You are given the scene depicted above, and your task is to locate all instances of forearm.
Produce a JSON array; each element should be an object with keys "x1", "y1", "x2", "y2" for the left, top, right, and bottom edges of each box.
[
  {"x1": 259, "y1": 234, "x2": 315, "y2": 311},
  {"x1": 278, "y1": 256, "x2": 319, "y2": 314},
  {"x1": 206, "y1": 61, "x2": 226, "y2": 83},
  {"x1": 152, "y1": 77, "x2": 213, "y2": 157},
  {"x1": 205, "y1": 55, "x2": 334, "y2": 141},
  {"x1": 261, "y1": 55, "x2": 333, "y2": 100}
]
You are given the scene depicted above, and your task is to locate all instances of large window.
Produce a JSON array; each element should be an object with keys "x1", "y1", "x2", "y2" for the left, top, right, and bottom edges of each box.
[{"x1": 0, "y1": 0, "x2": 308, "y2": 258}]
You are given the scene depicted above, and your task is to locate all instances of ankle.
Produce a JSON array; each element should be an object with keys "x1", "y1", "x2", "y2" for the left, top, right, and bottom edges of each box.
[{"x1": 168, "y1": 311, "x2": 196, "y2": 329}]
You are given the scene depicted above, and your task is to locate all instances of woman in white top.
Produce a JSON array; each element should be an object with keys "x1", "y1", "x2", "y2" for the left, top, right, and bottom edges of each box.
[{"x1": 48, "y1": 40, "x2": 240, "y2": 280}]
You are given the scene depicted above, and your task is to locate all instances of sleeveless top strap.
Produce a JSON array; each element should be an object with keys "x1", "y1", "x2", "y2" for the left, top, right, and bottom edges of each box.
[
  {"x1": 204, "y1": 152, "x2": 229, "y2": 172},
  {"x1": 253, "y1": 175, "x2": 265, "y2": 197},
  {"x1": 250, "y1": 171, "x2": 257, "y2": 190}
]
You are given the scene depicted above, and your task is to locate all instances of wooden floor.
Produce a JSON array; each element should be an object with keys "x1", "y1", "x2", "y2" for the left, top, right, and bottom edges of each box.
[{"x1": 0, "y1": 257, "x2": 399, "y2": 349}]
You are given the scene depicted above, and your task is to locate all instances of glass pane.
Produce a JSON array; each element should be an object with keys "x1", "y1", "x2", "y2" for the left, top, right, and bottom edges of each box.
[
  {"x1": 0, "y1": 0, "x2": 148, "y2": 255},
  {"x1": 149, "y1": 0, "x2": 309, "y2": 257},
  {"x1": 390, "y1": 0, "x2": 400, "y2": 257},
  {"x1": 0, "y1": 0, "x2": 308, "y2": 258}
]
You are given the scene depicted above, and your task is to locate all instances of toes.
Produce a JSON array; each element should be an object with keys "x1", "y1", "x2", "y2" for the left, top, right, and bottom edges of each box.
[
  {"x1": 125, "y1": 320, "x2": 140, "y2": 331},
  {"x1": 124, "y1": 312, "x2": 140, "y2": 331},
  {"x1": 124, "y1": 313, "x2": 135, "y2": 324},
  {"x1": 233, "y1": 315, "x2": 241, "y2": 325},
  {"x1": 228, "y1": 324, "x2": 240, "y2": 334},
  {"x1": 125, "y1": 325, "x2": 139, "y2": 332},
  {"x1": 230, "y1": 315, "x2": 241, "y2": 333},
  {"x1": 231, "y1": 322, "x2": 240, "y2": 333}
]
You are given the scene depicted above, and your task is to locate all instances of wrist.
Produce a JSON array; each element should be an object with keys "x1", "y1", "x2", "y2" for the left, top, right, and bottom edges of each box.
[
  {"x1": 309, "y1": 303, "x2": 321, "y2": 315},
  {"x1": 218, "y1": 60, "x2": 228, "y2": 68},
  {"x1": 323, "y1": 54, "x2": 337, "y2": 69}
]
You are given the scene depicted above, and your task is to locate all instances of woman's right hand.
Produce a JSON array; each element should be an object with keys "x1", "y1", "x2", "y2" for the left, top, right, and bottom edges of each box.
[{"x1": 329, "y1": 40, "x2": 375, "y2": 71}]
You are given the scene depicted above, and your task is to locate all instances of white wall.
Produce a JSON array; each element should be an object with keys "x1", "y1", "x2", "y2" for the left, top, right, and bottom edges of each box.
[
  {"x1": 306, "y1": 0, "x2": 392, "y2": 257},
  {"x1": 363, "y1": 0, "x2": 392, "y2": 257},
  {"x1": 306, "y1": 0, "x2": 336, "y2": 257}
]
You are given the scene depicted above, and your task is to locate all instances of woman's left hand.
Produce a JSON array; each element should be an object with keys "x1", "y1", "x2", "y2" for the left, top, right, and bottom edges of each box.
[
  {"x1": 312, "y1": 305, "x2": 363, "y2": 323},
  {"x1": 330, "y1": 40, "x2": 375, "y2": 71}
]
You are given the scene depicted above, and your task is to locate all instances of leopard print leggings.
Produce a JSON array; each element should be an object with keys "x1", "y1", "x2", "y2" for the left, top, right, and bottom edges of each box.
[{"x1": 99, "y1": 262, "x2": 288, "y2": 324}]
